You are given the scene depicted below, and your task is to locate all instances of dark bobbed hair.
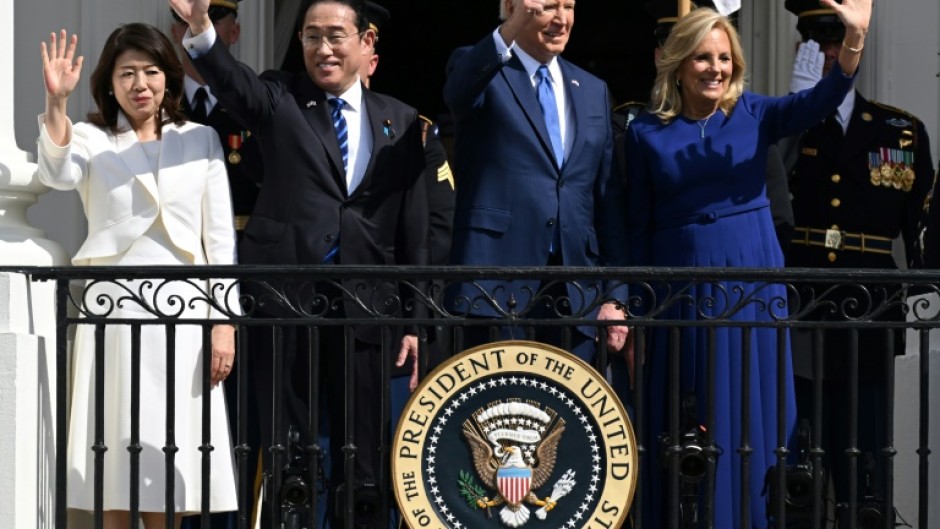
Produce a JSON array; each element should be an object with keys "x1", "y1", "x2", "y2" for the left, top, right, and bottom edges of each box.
[
  {"x1": 296, "y1": 0, "x2": 368, "y2": 33},
  {"x1": 87, "y1": 23, "x2": 186, "y2": 135}
]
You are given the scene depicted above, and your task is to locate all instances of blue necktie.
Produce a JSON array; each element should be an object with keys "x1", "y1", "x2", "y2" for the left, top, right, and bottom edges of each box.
[
  {"x1": 328, "y1": 98, "x2": 349, "y2": 173},
  {"x1": 324, "y1": 97, "x2": 348, "y2": 264},
  {"x1": 536, "y1": 65, "x2": 564, "y2": 168}
]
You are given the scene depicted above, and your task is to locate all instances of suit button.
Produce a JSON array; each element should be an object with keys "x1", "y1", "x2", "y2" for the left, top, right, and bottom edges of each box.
[
  {"x1": 324, "y1": 234, "x2": 335, "y2": 243},
  {"x1": 558, "y1": 180, "x2": 565, "y2": 188},
  {"x1": 547, "y1": 218, "x2": 556, "y2": 227},
  {"x1": 830, "y1": 198, "x2": 841, "y2": 208},
  {"x1": 828, "y1": 252, "x2": 837, "y2": 263},
  {"x1": 831, "y1": 174, "x2": 841, "y2": 183}
]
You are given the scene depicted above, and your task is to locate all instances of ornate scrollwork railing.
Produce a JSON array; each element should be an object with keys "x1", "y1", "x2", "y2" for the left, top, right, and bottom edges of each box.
[{"x1": 20, "y1": 265, "x2": 940, "y2": 328}]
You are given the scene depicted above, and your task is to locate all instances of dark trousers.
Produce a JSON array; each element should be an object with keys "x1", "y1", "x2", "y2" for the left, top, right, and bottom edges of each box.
[
  {"x1": 250, "y1": 320, "x2": 388, "y2": 529},
  {"x1": 791, "y1": 325, "x2": 895, "y2": 524},
  {"x1": 794, "y1": 376, "x2": 888, "y2": 505},
  {"x1": 458, "y1": 253, "x2": 599, "y2": 363}
]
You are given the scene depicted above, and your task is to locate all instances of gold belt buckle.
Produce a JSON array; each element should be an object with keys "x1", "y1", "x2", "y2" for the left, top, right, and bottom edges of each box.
[{"x1": 824, "y1": 229, "x2": 845, "y2": 250}]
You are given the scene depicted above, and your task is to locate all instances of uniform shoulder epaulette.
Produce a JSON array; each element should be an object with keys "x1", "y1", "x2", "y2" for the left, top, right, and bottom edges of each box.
[
  {"x1": 612, "y1": 101, "x2": 646, "y2": 113},
  {"x1": 869, "y1": 100, "x2": 923, "y2": 125},
  {"x1": 418, "y1": 114, "x2": 439, "y2": 146},
  {"x1": 612, "y1": 101, "x2": 647, "y2": 133}
]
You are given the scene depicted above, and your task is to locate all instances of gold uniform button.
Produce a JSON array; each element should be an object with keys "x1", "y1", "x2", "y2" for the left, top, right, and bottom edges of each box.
[
  {"x1": 831, "y1": 198, "x2": 841, "y2": 208},
  {"x1": 828, "y1": 252, "x2": 837, "y2": 262},
  {"x1": 831, "y1": 174, "x2": 841, "y2": 183}
]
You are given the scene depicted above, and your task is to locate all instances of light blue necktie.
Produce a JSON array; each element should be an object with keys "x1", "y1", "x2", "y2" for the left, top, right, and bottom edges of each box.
[
  {"x1": 328, "y1": 97, "x2": 349, "y2": 173},
  {"x1": 536, "y1": 65, "x2": 564, "y2": 168}
]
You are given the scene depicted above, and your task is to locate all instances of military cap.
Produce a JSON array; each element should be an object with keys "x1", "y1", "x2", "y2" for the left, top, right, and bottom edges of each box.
[
  {"x1": 785, "y1": 0, "x2": 845, "y2": 43},
  {"x1": 365, "y1": 1, "x2": 391, "y2": 35},
  {"x1": 644, "y1": 0, "x2": 717, "y2": 46}
]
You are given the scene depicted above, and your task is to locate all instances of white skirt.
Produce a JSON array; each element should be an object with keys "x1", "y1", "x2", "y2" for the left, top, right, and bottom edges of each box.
[{"x1": 66, "y1": 278, "x2": 237, "y2": 514}]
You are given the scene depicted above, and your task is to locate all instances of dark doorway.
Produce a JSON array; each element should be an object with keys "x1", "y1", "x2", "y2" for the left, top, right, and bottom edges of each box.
[{"x1": 281, "y1": 0, "x2": 657, "y2": 125}]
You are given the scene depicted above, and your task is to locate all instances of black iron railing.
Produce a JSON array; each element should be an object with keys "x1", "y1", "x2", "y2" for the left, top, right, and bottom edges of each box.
[{"x1": 16, "y1": 265, "x2": 939, "y2": 529}]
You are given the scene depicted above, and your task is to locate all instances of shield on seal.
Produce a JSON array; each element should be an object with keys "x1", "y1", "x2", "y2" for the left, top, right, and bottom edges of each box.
[{"x1": 496, "y1": 466, "x2": 532, "y2": 506}]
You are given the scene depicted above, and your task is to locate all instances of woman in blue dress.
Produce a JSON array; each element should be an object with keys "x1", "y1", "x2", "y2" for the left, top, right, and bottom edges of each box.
[{"x1": 623, "y1": 1, "x2": 871, "y2": 527}]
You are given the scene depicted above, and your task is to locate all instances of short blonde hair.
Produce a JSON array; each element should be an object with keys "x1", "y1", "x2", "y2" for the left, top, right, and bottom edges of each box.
[{"x1": 649, "y1": 8, "x2": 746, "y2": 123}]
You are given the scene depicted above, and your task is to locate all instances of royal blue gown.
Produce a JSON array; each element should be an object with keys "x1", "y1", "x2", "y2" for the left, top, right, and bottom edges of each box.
[{"x1": 624, "y1": 64, "x2": 855, "y2": 529}]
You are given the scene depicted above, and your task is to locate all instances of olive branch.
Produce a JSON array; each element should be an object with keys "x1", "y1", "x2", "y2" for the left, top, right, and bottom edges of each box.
[{"x1": 458, "y1": 470, "x2": 492, "y2": 517}]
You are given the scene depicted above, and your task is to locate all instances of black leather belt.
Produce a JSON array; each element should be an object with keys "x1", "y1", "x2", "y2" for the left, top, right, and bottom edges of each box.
[{"x1": 791, "y1": 226, "x2": 893, "y2": 255}]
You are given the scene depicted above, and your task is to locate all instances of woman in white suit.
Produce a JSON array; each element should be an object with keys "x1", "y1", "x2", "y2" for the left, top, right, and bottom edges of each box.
[{"x1": 38, "y1": 23, "x2": 237, "y2": 529}]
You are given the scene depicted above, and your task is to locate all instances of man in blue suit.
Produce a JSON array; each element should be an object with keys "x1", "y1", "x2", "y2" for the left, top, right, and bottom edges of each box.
[{"x1": 444, "y1": 0, "x2": 630, "y2": 364}]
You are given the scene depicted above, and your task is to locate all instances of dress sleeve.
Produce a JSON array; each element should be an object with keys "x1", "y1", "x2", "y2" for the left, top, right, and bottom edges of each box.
[
  {"x1": 761, "y1": 62, "x2": 857, "y2": 142},
  {"x1": 36, "y1": 114, "x2": 88, "y2": 192}
]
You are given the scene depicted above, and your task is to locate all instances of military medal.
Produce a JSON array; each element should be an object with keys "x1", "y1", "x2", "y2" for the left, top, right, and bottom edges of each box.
[
  {"x1": 903, "y1": 167, "x2": 915, "y2": 192},
  {"x1": 901, "y1": 150, "x2": 916, "y2": 192},
  {"x1": 869, "y1": 152, "x2": 882, "y2": 185},
  {"x1": 892, "y1": 164, "x2": 904, "y2": 189},
  {"x1": 228, "y1": 132, "x2": 245, "y2": 165},
  {"x1": 880, "y1": 148, "x2": 893, "y2": 185}
]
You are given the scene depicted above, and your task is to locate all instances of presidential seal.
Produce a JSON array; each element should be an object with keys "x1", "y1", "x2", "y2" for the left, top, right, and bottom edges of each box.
[{"x1": 392, "y1": 341, "x2": 637, "y2": 529}]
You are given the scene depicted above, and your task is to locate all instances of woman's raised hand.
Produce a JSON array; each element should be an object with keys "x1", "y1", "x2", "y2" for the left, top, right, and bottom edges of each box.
[
  {"x1": 823, "y1": 0, "x2": 872, "y2": 35},
  {"x1": 41, "y1": 30, "x2": 83, "y2": 100}
]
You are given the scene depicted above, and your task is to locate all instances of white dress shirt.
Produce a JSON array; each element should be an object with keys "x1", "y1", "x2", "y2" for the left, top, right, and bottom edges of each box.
[
  {"x1": 328, "y1": 81, "x2": 372, "y2": 195},
  {"x1": 183, "y1": 75, "x2": 219, "y2": 117},
  {"x1": 491, "y1": 27, "x2": 573, "y2": 156}
]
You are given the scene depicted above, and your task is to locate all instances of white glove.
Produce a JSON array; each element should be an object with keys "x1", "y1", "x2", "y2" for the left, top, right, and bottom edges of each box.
[{"x1": 789, "y1": 39, "x2": 824, "y2": 94}]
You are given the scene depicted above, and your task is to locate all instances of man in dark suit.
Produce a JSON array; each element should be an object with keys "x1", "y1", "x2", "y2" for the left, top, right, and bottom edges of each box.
[
  {"x1": 171, "y1": 1, "x2": 429, "y2": 528},
  {"x1": 443, "y1": 0, "x2": 630, "y2": 364},
  {"x1": 782, "y1": 0, "x2": 936, "y2": 521}
]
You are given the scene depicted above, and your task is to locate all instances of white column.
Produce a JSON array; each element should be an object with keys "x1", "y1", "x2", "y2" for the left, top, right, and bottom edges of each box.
[
  {"x1": 0, "y1": 0, "x2": 69, "y2": 528},
  {"x1": 898, "y1": 295, "x2": 940, "y2": 528}
]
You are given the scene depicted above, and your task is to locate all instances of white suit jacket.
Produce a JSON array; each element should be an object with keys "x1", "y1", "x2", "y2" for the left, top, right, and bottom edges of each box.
[{"x1": 37, "y1": 112, "x2": 238, "y2": 317}]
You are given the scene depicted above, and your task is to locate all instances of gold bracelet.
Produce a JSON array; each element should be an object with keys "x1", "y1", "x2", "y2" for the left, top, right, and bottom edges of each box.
[{"x1": 843, "y1": 40, "x2": 864, "y2": 53}]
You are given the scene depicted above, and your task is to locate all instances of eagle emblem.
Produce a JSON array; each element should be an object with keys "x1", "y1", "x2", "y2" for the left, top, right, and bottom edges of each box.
[{"x1": 461, "y1": 400, "x2": 576, "y2": 528}]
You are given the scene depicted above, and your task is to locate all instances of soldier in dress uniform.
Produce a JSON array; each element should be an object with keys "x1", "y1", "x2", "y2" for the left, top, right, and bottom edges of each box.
[
  {"x1": 783, "y1": 0, "x2": 936, "y2": 522},
  {"x1": 171, "y1": 0, "x2": 262, "y2": 243},
  {"x1": 170, "y1": 3, "x2": 262, "y2": 528}
]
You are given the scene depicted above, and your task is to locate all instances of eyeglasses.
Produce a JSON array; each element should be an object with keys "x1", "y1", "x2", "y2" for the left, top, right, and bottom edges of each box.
[{"x1": 300, "y1": 31, "x2": 363, "y2": 49}]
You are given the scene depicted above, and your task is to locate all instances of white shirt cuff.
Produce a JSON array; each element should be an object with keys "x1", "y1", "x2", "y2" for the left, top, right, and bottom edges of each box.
[
  {"x1": 182, "y1": 25, "x2": 217, "y2": 58},
  {"x1": 491, "y1": 26, "x2": 513, "y2": 64}
]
